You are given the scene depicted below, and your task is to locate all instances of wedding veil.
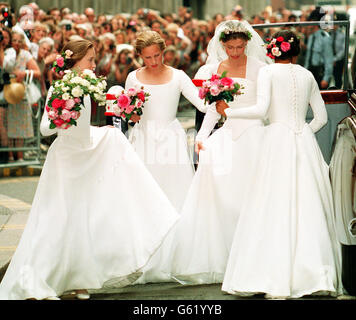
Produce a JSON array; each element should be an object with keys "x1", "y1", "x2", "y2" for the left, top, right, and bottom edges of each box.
[{"x1": 206, "y1": 20, "x2": 272, "y2": 65}]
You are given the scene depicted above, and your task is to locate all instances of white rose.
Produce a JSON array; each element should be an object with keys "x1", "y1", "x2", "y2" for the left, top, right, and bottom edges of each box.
[
  {"x1": 72, "y1": 86, "x2": 84, "y2": 98},
  {"x1": 80, "y1": 79, "x2": 90, "y2": 87},
  {"x1": 83, "y1": 69, "x2": 96, "y2": 79},
  {"x1": 71, "y1": 76, "x2": 83, "y2": 84},
  {"x1": 62, "y1": 86, "x2": 69, "y2": 92},
  {"x1": 62, "y1": 93, "x2": 70, "y2": 100},
  {"x1": 271, "y1": 47, "x2": 281, "y2": 57}
]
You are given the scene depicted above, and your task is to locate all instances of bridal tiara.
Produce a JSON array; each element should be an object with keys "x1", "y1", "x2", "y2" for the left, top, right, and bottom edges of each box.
[{"x1": 219, "y1": 21, "x2": 253, "y2": 41}]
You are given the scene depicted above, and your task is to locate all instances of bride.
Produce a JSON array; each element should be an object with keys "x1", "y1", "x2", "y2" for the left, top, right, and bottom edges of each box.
[
  {"x1": 169, "y1": 20, "x2": 272, "y2": 284},
  {"x1": 0, "y1": 39, "x2": 179, "y2": 300}
]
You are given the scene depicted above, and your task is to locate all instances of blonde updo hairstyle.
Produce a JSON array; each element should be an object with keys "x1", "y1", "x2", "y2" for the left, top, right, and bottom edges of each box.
[
  {"x1": 135, "y1": 31, "x2": 166, "y2": 55},
  {"x1": 61, "y1": 39, "x2": 94, "y2": 69}
]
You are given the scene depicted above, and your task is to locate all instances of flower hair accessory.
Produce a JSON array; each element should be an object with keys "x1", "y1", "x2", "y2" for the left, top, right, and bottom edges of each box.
[
  {"x1": 265, "y1": 36, "x2": 293, "y2": 59},
  {"x1": 219, "y1": 21, "x2": 253, "y2": 42},
  {"x1": 52, "y1": 50, "x2": 74, "y2": 75}
]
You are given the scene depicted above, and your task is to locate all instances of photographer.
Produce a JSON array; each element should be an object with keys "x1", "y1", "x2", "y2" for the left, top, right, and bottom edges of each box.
[{"x1": 114, "y1": 47, "x2": 140, "y2": 88}]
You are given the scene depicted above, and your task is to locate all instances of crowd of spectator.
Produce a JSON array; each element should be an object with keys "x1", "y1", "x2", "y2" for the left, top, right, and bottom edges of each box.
[{"x1": 0, "y1": 2, "x2": 351, "y2": 163}]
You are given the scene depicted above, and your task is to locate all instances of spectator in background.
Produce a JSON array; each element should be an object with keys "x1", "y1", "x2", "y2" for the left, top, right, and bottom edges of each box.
[
  {"x1": 304, "y1": 7, "x2": 334, "y2": 89},
  {"x1": 36, "y1": 37, "x2": 56, "y2": 96},
  {"x1": 48, "y1": 7, "x2": 61, "y2": 25},
  {"x1": 163, "y1": 45, "x2": 179, "y2": 68},
  {"x1": 331, "y1": 12, "x2": 347, "y2": 89},
  {"x1": 0, "y1": 26, "x2": 11, "y2": 159},
  {"x1": 84, "y1": 7, "x2": 95, "y2": 23},
  {"x1": 5, "y1": 31, "x2": 40, "y2": 162},
  {"x1": 30, "y1": 22, "x2": 49, "y2": 58}
]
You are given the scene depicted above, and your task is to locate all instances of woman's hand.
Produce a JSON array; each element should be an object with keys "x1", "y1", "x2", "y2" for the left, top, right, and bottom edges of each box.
[
  {"x1": 13, "y1": 69, "x2": 25, "y2": 82},
  {"x1": 130, "y1": 114, "x2": 141, "y2": 123},
  {"x1": 195, "y1": 141, "x2": 205, "y2": 155},
  {"x1": 216, "y1": 100, "x2": 229, "y2": 117}
]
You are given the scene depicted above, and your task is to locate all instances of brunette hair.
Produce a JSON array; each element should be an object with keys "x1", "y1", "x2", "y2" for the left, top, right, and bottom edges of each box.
[
  {"x1": 135, "y1": 30, "x2": 166, "y2": 54},
  {"x1": 266, "y1": 30, "x2": 300, "y2": 60},
  {"x1": 220, "y1": 31, "x2": 250, "y2": 43},
  {"x1": 61, "y1": 39, "x2": 94, "y2": 69}
]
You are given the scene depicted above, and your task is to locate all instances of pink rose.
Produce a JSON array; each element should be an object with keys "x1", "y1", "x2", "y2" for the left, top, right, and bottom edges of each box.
[
  {"x1": 74, "y1": 98, "x2": 81, "y2": 103},
  {"x1": 125, "y1": 104, "x2": 135, "y2": 114},
  {"x1": 220, "y1": 77, "x2": 234, "y2": 87},
  {"x1": 45, "y1": 105, "x2": 50, "y2": 112},
  {"x1": 48, "y1": 110, "x2": 58, "y2": 120},
  {"x1": 199, "y1": 88, "x2": 208, "y2": 99},
  {"x1": 127, "y1": 88, "x2": 137, "y2": 97},
  {"x1": 53, "y1": 118, "x2": 65, "y2": 127},
  {"x1": 65, "y1": 99, "x2": 76, "y2": 110},
  {"x1": 51, "y1": 98, "x2": 65, "y2": 110},
  {"x1": 117, "y1": 94, "x2": 131, "y2": 108},
  {"x1": 60, "y1": 109, "x2": 72, "y2": 121},
  {"x1": 280, "y1": 41, "x2": 291, "y2": 52},
  {"x1": 70, "y1": 111, "x2": 80, "y2": 120},
  {"x1": 210, "y1": 85, "x2": 221, "y2": 96},
  {"x1": 56, "y1": 56, "x2": 64, "y2": 68}
]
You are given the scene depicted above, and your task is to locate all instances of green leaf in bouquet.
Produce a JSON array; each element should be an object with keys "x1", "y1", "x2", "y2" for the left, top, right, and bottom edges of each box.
[
  {"x1": 49, "y1": 123, "x2": 56, "y2": 129},
  {"x1": 220, "y1": 71, "x2": 228, "y2": 78}
]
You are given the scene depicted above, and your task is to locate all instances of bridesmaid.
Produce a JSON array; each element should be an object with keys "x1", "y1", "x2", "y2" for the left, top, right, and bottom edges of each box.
[
  {"x1": 0, "y1": 39, "x2": 179, "y2": 300},
  {"x1": 125, "y1": 30, "x2": 208, "y2": 212},
  {"x1": 220, "y1": 30, "x2": 342, "y2": 299}
]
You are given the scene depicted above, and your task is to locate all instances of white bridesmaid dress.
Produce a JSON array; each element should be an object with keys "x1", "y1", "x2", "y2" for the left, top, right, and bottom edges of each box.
[
  {"x1": 170, "y1": 56, "x2": 267, "y2": 285},
  {"x1": 221, "y1": 63, "x2": 342, "y2": 298},
  {"x1": 125, "y1": 67, "x2": 207, "y2": 212},
  {"x1": 0, "y1": 88, "x2": 179, "y2": 300}
]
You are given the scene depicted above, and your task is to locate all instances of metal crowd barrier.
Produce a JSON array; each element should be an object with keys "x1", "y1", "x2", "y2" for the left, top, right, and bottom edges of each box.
[{"x1": 0, "y1": 98, "x2": 43, "y2": 169}]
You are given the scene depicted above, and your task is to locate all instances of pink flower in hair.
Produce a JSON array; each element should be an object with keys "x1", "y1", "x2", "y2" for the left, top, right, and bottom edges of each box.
[{"x1": 280, "y1": 41, "x2": 291, "y2": 52}]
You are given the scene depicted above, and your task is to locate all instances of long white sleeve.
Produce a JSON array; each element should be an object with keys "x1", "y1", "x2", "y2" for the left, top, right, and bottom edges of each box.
[
  {"x1": 195, "y1": 104, "x2": 221, "y2": 142},
  {"x1": 308, "y1": 76, "x2": 327, "y2": 133},
  {"x1": 224, "y1": 67, "x2": 272, "y2": 120},
  {"x1": 178, "y1": 70, "x2": 208, "y2": 113},
  {"x1": 40, "y1": 86, "x2": 58, "y2": 136}
]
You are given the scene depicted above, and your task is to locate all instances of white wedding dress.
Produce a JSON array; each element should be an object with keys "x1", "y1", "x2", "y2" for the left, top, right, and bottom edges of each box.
[
  {"x1": 125, "y1": 67, "x2": 207, "y2": 212},
  {"x1": 221, "y1": 63, "x2": 342, "y2": 298},
  {"x1": 124, "y1": 67, "x2": 207, "y2": 285},
  {"x1": 170, "y1": 56, "x2": 266, "y2": 284},
  {"x1": 0, "y1": 88, "x2": 179, "y2": 300}
]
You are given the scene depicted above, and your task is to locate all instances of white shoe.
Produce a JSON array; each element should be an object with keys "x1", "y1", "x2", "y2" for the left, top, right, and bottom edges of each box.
[
  {"x1": 76, "y1": 293, "x2": 90, "y2": 300},
  {"x1": 44, "y1": 296, "x2": 61, "y2": 300}
]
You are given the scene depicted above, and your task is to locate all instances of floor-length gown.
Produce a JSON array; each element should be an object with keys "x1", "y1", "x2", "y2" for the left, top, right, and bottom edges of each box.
[
  {"x1": 125, "y1": 67, "x2": 207, "y2": 212},
  {"x1": 221, "y1": 63, "x2": 342, "y2": 298},
  {"x1": 125, "y1": 67, "x2": 208, "y2": 285},
  {"x1": 0, "y1": 88, "x2": 179, "y2": 300},
  {"x1": 170, "y1": 56, "x2": 266, "y2": 285}
]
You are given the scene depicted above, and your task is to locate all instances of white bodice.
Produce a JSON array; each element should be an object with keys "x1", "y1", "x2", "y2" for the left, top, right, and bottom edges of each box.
[
  {"x1": 195, "y1": 56, "x2": 266, "y2": 141},
  {"x1": 125, "y1": 67, "x2": 207, "y2": 129},
  {"x1": 40, "y1": 87, "x2": 92, "y2": 144},
  {"x1": 223, "y1": 63, "x2": 327, "y2": 134}
]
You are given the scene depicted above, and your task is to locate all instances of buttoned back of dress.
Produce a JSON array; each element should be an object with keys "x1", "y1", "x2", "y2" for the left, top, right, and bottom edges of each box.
[{"x1": 268, "y1": 64, "x2": 317, "y2": 133}]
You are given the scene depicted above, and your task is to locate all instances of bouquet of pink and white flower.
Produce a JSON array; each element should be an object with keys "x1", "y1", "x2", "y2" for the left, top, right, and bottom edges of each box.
[
  {"x1": 112, "y1": 87, "x2": 150, "y2": 122},
  {"x1": 198, "y1": 71, "x2": 244, "y2": 105},
  {"x1": 46, "y1": 69, "x2": 107, "y2": 130}
]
